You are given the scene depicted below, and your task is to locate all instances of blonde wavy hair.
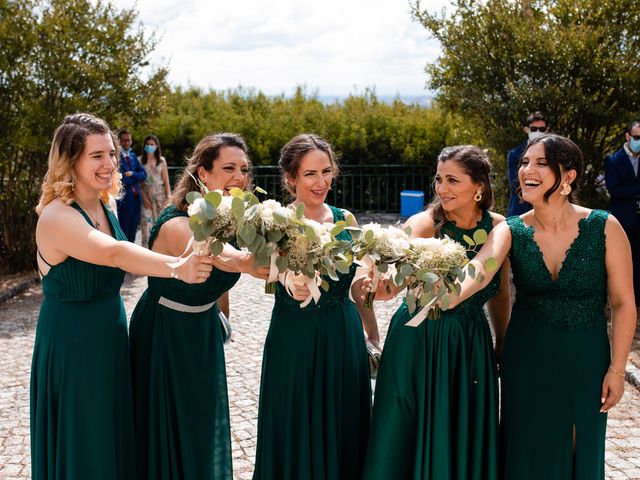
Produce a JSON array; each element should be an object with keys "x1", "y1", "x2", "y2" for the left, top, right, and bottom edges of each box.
[{"x1": 36, "y1": 113, "x2": 123, "y2": 215}]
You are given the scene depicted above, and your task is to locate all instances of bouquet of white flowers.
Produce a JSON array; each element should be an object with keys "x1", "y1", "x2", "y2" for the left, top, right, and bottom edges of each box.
[
  {"x1": 394, "y1": 227, "x2": 498, "y2": 326},
  {"x1": 185, "y1": 187, "x2": 261, "y2": 255},
  {"x1": 276, "y1": 213, "x2": 354, "y2": 306},
  {"x1": 392, "y1": 236, "x2": 469, "y2": 325},
  {"x1": 350, "y1": 223, "x2": 411, "y2": 307},
  {"x1": 236, "y1": 201, "x2": 354, "y2": 302}
]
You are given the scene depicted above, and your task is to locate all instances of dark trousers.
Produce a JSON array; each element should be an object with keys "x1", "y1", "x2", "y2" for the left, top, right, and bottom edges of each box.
[
  {"x1": 624, "y1": 216, "x2": 640, "y2": 305},
  {"x1": 117, "y1": 190, "x2": 141, "y2": 243}
]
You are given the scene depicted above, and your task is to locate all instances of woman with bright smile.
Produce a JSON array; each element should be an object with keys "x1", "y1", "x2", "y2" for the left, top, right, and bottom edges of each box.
[
  {"x1": 129, "y1": 133, "x2": 269, "y2": 480},
  {"x1": 31, "y1": 113, "x2": 213, "y2": 480},
  {"x1": 253, "y1": 134, "x2": 378, "y2": 480},
  {"x1": 364, "y1": 145, "x2": 510, "y2": 480},
  {"x1": 447, "y1": 134, "x2": 636, "y2": 479}
]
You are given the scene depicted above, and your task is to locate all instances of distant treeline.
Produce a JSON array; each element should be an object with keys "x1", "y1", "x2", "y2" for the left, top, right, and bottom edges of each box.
[{"x1": 136, "y1": 86, "x2": 484, "y2": 169}]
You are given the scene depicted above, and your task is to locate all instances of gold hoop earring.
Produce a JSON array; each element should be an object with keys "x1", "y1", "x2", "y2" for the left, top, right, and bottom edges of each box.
[
  {"x1": 474, "y1": 189, "x2": 483, "y2": 202},
  {"x1": 560, "y1": 183, "x2": 571, "y2": 196}
]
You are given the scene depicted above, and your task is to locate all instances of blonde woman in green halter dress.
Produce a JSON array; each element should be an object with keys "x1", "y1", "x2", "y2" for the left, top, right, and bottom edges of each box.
[
  {"x1": 448, "y1": 134, "x2": 636, "y2": 479},
  {"x1": 32, "y1": 113, "x2": 213, "y2": 480}
]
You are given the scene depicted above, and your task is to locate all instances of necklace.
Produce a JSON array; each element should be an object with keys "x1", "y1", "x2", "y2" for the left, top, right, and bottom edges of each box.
[{"x1": 75, "y1": 198, "x2": 103, "y2": 230}]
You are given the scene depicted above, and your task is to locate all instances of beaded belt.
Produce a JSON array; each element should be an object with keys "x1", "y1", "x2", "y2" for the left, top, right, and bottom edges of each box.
[{"x1": 158, "y1": 296, "x2": 215, "y2": 314}]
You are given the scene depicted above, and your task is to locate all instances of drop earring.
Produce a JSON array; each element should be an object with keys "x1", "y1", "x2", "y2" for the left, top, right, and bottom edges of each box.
[
  {"x1": 560, "y1": 182, "x2": 571, "y2": 196},
  {"x1": 474, "y1": 188, "x2": 483, "y2": 202}
]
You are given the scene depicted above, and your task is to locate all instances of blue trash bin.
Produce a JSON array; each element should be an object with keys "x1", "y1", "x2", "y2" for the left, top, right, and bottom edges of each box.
[{"x1": 400, "y1": 190, "x2": 425, "y2": 218}]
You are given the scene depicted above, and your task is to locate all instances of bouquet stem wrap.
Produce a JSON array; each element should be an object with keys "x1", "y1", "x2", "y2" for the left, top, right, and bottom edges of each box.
[
  {"x1": 349, "y1": 254, "x2": 381, "y2": 308},
  {"x1": 280, "y1": 271, "x2": 322, "y2": 308}
]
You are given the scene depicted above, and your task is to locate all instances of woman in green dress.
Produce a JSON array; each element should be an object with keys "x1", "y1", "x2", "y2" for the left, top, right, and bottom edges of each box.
[
  {"x1": 32, "y1": 113, "x2": 213, "y2": 480},
  {"x1": 129, "y1": 133, "x2": 269, "y2": 480},
  {"x1": 363, "y1": 145, "x2": 511, "y2": 480},
  {"x1": 448, "y1": 134, "x2": 636, "y2": 479},
  {"x1": 253, "y1": 134, "x2": 380, "y2": 480}
]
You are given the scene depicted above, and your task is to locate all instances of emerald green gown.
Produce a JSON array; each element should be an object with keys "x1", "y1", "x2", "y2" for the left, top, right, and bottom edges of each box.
[
  {"x1": 129, "y1": 206, "x2": 240, "y2": 480},
  {"x1": 253, "y1": 206, "x2": 371, "y2": 480},
  {"x1": 31, "y1": 202, "x2": 135, "y2": 480},
  {"x1": 501, "y1": 210, "x2": 610, "y2": 479},
  {"x1": 362, "y1": 209, "x2": 501, "y2": 480}
]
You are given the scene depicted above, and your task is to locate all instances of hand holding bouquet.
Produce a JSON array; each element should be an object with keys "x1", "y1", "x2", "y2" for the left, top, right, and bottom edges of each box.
[
  {"x1": 392, "y1": 236, "x2": 468, "y2": 325},
  {"x1": 350, "y1": 223, "x2": 411, "y2": 308}
]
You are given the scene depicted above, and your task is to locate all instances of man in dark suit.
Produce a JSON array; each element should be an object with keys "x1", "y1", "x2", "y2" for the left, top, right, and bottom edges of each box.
[
  {"x1": 605, "y1": 120, "x2": 640, "y2": 305},
  {"x1": 116, "y1": 129, "x2": 146, "y2": 243},
  {"x1": 506, "y1": 111, "x2": 548, "y2": 217}
]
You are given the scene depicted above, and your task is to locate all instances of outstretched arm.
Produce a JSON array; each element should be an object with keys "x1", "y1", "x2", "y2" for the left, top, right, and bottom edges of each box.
[{"x1": 447, "y1": 221, "x2": 513, "y2": 309}]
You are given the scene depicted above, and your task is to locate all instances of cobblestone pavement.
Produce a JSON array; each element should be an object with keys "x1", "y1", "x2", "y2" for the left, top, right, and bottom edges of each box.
[{"x1": 1, "y1": 275, "x2": 640, "y2": 479}]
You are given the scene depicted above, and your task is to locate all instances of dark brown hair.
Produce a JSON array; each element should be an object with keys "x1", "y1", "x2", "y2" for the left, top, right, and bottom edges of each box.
[
  {"x1": 171, "y1": 133, "x2": 251, "y2": 211},
  {"x1": 140, "y1": 134, "x2": 164, "y2": 166},
  {"x1": 427, "y1": 145, "x2": 494, "y2": 235},
  {"x1": 521, "y1": 133, "x2": 582, "y2": 203},
  {"x1": 278, "y1": 134, "x2": 340, "y2": 198}
]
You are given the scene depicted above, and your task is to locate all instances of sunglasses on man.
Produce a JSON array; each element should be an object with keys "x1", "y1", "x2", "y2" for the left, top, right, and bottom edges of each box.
[{"x1": 528, "y1": 126, "x2": 548, "y2": 132}]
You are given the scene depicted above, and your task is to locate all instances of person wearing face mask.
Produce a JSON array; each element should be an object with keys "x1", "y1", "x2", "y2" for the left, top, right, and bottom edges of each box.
[
  {"x1": 117, "y1": 129, "x2": 147, "y2": 242},
  {"x1": 605, "y1": 120, "x2": 640, "y2": 306},
  {"x1": 139, "y1": 135, "x2": 171, "y2": 247},
  {"x1": 129, "y1": 133, "x2": 270, "y2": 480},
  {"x1": 506, "y1": 111, "x2": 548, "y2": 217}
]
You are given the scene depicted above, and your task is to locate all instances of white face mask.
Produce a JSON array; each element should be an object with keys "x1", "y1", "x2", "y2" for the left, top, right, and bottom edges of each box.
[{"x1": 528, "y1": 131, "x2": 545, "y2": 141}]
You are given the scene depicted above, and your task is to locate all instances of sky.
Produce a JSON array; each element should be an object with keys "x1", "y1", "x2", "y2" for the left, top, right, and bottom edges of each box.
[{"x1": 111, "y1": 0, "x2": 449, "y2": 97}]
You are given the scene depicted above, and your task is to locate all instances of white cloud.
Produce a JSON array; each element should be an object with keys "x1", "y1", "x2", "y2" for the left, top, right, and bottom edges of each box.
[{"x1": 112, "y1": 0, "x2": 448, "y2": 95}]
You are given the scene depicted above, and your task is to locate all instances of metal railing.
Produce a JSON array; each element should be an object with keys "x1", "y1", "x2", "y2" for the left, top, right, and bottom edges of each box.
[{"x1": 168, "y1": 164, "x2": 433, "y2": 213}]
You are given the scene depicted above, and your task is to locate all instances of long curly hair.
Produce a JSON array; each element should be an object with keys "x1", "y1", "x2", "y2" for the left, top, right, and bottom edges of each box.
[{"x1": 36, "y1": 113, "x2": 122, "y2": 215}]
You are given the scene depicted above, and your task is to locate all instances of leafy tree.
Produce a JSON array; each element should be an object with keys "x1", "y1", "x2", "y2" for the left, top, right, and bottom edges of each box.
[
  {"x1": 412, "y1": 0, "x2": 640, "y2": 207},
  {"x1": 0, "y1": 0, "x2": 168, "y2": 272}
]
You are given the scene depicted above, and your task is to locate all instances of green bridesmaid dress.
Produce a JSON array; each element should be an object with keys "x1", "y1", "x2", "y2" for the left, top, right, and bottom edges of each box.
[
  {"x1": 253, "y1": 205, "x2": 371, "y2": 480},
  {"x1": 30, "y1": 202, "x2": 135, "y2": 480},
  {"x1": 362, "y1": 209, "x2": 501, "y2": 480},
  {"x1": 501, "y1": 210, "x2": 610, "y2": 479},
  {"x1": 129, "y1": 205, "x2": 241, "y2": 480}
]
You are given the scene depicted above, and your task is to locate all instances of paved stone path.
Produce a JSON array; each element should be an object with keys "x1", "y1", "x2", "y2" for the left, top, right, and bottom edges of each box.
[{"x1": 1, "y1": 275, "x2": 640, "y2": 479}]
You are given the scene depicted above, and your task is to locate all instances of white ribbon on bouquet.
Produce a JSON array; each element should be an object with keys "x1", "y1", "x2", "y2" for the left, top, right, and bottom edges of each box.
[{"x1": 279, "y1": 271, "x2": 322, "y2": 308}]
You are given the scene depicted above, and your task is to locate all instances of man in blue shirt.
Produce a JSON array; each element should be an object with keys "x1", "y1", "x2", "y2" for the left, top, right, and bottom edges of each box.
[
  {"x1": 605, "y1": 120, "x2": 640, "y2": 306},
  {"x1": 116, "y1": 129, "x2": 146, "y2": 243},
  {"x1": 506, "y1": 112, "x2": 548, "y2": 217}
]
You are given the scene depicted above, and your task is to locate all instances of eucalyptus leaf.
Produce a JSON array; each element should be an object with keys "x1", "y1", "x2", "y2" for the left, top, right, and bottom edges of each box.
[
  {"x1": 254, "y1": 186, "x2": 267, "y2": 194},
  {"x1": 239, "y1": 223, "x2": 257, "y2": 245},
  {"x1": 336, "y1": 260, "x2": 350, "y2": 274},
  {"x1": 364, "y1": 229, "x2": 374, "y2": 243},
  {"x1": 463, "y1": 234, "x2": 475, "y2": 247},
  {"x1": 268, "y1": 229, "x2": 283, "y2": 243},
  {"x1": 204, "y1": 190, "x2": 222, "y2": 208},
  {"x1": 186, "y1": 191, "x2": 203, "y2": 205},
  {"x1": 229, "y1": 187, "x2": 244, "y2": 198},
  {"x1": 275, "y1": 256, "x2": 288, "y2": 272},
  {"x1": 295, "y1": 203, "x2": 305, "y2": 219},
  {"x1": 399, "y1": 263, "x2": 414, "y2": 277},
  {"x1": 210, "y1": 240, "x2": 224, "y2": 256},
  {"x1": 377, "y1": 262, "x2": 389, "y2": 273},
  {"x1": 321, "y1": 279, "x2": 330, "y2": 292},
  {"x1": 231, "y1": 197, "x2": 245, "y2": 221},
  {"x1": 473, "y1": 229, "x2": 488, "y2": 245},
  {"x1": 485, "y1": 257, "x2": 498, "y2": 272},
  {"x1": 304, "y1": 225, "x2": 317, "y2": 242}
]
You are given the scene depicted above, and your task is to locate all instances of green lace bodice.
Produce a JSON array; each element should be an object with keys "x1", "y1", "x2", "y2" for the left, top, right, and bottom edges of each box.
[
  {"x1": 146, "y1": 205, "x2": 240, "y2": 304},
  {"x1": 507, "y1": 209, "x2": 609, "y2": 330},
  {"x1": 439, "y1": 209, "x2": 500, "y2": 317},
  {"x1": 274, "y1": 205, "x2": 356, "y2": 312}
]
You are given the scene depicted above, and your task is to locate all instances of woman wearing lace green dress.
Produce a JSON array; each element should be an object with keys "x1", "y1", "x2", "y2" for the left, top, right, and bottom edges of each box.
[
  {"x1": 129, "y1": 133, "x2": 269, "y2": 480},
  {"x1": 253, "y1": 134, "x2": 380, "y2": 480},
  {"x1": 449, "y1": 134, "x2": 636, "y2": 479},
  {"x1": 363, "y1": 145, "x2": 511, "y2": 480},
  {"x1": 32, "y1": 114, "x2": 212, "y2": 480}
]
